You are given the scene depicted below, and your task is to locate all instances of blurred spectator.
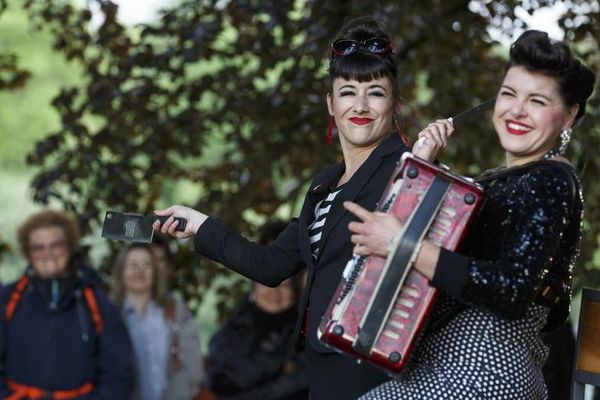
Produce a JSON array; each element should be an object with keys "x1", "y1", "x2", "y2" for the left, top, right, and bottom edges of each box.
[
  {"x1": 112, "y1": 242, "x2": 205, "y2": 400},
  {"x1": 0, "y1": 209, "x2": 133, "y2": 399},
  {"x1": 207, "y1": 220, "x2": 308, "y2": 400}
]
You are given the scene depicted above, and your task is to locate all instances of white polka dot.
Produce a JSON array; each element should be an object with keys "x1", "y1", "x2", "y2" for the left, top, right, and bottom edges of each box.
[{"x1": 359, "y1": 294, "x2": 549, "y2": 399}]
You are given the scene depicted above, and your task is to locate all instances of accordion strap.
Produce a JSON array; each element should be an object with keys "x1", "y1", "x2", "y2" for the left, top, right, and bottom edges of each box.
[{"x1": 354, "y1": 175, "x2": 451, "y2": 356}]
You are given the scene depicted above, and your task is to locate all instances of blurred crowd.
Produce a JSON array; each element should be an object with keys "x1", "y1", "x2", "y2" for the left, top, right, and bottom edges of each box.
[{"x1": 0, "y1": 208, "x2": 308, "y2": 400}]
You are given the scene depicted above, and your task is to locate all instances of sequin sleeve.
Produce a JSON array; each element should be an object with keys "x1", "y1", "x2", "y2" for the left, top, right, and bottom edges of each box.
[{"x1": 430, "y1": 163, "x2": 580, "y2": 320}]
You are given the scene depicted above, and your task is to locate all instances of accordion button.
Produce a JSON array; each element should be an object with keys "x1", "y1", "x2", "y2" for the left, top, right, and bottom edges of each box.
[
  {"x1": 464, "y1": 193, "x2": 476, "y2": 205},
  {"x1": 389, "y1": 351, "x2": 402, "y2": 364},
  {"x1": 406, "y1": 166, "x2": 419, "y2": 179},
  {"x1": 332, "y1": 325, "x2": 344, "y2": 336}
]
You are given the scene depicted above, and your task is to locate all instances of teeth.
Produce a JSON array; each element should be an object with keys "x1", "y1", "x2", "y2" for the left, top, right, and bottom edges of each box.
[{"x1": 507, "y1": 122, "x2": 530, "y2": 131}]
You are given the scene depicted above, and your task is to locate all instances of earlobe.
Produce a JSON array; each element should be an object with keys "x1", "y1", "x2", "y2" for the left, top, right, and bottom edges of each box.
[{"x1": 326, "y1": 93, "x2": 333, "y2": 116}]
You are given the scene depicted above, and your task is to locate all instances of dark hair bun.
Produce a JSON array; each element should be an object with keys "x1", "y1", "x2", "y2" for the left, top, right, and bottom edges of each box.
[
  {"x1": 510, "y1": 31, "x2": 570, "y2": 72},
  {"x1": 509, "y1": 30, "x2": 596, "y2": 121}
]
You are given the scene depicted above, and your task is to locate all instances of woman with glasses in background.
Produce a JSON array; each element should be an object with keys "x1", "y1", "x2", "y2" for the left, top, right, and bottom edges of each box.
[
  {"x1": 152, "y1": 16, "x2": 453, "y2": 399},
  {"x1": 0, "y1": 209, "x2": 133, "y2": 399},
  {"x1": 112, "y1": 243, "x2": 205, "y2": 400}
]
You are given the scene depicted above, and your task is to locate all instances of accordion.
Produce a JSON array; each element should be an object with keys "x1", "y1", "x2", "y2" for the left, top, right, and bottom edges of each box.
[{"x1": 318, "y1": 153, "x2": 483, "y2": 375}]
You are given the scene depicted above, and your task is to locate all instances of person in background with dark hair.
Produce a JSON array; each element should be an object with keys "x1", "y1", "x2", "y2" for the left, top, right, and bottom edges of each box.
[
  {"x1": 343, "y1": 30, "x2": 596, "y2": 400},
  {"x1": 0, "y1": 209, "x2": 133, "y2": 399},
  {"x1": 112, "y1": 243, "x2": 205, "y2": 400},
  {"x1": 207, "y1": 220, "x2": 308, "y2": 400},
  {"x1": 152, "y1": 16, "x2": 453, "y2": 399}
]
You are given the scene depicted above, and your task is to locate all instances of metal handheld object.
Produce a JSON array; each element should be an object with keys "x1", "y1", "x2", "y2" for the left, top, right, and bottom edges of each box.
[
  {"x1": 447, "y1": 97, "x2": 495, "y2": 128},
  {"x1": 416, "y1": 98, "x2": 495, "y2": 149},
  {"x1": 101, "y1": 211, "x2": 187, "y2": 243}
]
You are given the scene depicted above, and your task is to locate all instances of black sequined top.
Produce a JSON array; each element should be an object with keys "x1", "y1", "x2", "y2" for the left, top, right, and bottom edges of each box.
[{"x1": 430, "y1": 160, "x2": 583, "y2": 330}]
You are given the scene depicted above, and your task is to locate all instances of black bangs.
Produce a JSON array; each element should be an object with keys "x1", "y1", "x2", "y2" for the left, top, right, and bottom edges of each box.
[{"x1": 329, "y1": 51, "x2": 397, "y2": 84}]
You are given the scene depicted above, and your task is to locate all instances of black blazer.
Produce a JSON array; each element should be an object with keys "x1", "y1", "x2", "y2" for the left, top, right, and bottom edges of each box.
[{"x1": 195, "y1": 133, "x2": 410, "y2": 353}]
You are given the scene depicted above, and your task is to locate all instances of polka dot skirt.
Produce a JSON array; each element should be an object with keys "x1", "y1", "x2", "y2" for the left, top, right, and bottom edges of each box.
[{"x1": 359, "y1": 295, "x2": 550, "y2": 400}]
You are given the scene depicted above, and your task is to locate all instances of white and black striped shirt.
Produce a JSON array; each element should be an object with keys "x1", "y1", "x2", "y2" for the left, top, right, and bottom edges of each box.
[{"x1": 308, "y1": 186, "x2": 344, "y2": 260}]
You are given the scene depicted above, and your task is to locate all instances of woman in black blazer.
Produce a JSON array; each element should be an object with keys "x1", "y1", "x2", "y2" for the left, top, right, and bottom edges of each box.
[{"x1": 154, "y1": 16, "x2": 453, "y2": 399}]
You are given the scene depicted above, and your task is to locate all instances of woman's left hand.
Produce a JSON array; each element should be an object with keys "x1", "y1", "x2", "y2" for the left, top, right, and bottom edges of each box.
[
  {"x1": 344, "y1": 201, "x2": 403, "y2": 258},
  {"x1": 412, "y1": 119, "x2": 454, "y2": 162}
]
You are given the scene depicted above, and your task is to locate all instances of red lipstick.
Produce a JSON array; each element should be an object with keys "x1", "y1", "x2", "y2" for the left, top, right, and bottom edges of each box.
[
  {"x1": 505, "y1": 119, "x2": 533, "y2": 135},
  {"x1": 349, "y1": 117, "x2": 373, "y2": 125}
]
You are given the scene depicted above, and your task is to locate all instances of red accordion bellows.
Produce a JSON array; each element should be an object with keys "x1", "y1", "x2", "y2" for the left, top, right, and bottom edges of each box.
[{"x1": 318, "y1": 153, "x2": 483, "y2": 376}]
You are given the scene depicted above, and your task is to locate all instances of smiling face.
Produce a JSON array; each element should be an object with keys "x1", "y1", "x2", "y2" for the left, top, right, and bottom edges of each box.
[
  {"x1": 493, "y1": 65, "x2": 578, "y2": 166},
  {"x1": 327, "y1": 76, "x2": 395, "y2": 153},
  {"x1": 28, "y1": 226, "x2": 70, "y2": 279}
]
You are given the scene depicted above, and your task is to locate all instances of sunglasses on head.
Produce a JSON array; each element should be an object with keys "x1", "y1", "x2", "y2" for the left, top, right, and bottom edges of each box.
[{"x1": 331, "y1": 37, "x2": 392, "y2": 57}]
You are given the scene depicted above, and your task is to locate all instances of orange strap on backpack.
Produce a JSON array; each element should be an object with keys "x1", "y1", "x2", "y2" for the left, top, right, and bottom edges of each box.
[
  {"x1": 5, "y1": 276, "x2": 29, "y2": 322},
  {"x1": 3, "y1": 279, "x2": 99, "y2": 399},
  {"x1": 83, "y1": 287, "x2": 104, "y2": 334},
  {"x1": 5, "y1": 379, "x2": 94, "y2": 400},
  {"x1": 4, "y1": 275, "x2": 103, "y2": 335}
]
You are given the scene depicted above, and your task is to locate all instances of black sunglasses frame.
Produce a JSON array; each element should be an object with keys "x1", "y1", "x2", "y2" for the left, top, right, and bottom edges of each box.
[{"x1": 331, "y1": 37, "x2": 392, "y2": 57}]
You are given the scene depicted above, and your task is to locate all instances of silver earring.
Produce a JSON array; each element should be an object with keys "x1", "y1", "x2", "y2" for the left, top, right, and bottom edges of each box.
[{"x1": 559, "y1": 128, "x2": 572, "y2": 155}]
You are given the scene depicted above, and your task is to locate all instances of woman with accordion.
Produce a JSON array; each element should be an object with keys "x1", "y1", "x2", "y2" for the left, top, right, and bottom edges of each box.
[
  {"x1": 346, "y1": 30, "x2": 596, "y2": 399},
  {"x1": 152, "y1": 16, "x2": 453, "y2": 400}
]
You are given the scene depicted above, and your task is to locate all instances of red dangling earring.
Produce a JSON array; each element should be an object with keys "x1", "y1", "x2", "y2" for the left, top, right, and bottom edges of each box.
[{"x1": 327, "y1": 116, "x2": 335, "y2": 144}]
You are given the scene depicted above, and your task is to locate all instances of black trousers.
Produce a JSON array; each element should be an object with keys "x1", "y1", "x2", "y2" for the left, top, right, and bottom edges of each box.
[{"x1": 304, "y1": 338, "x2": 389, "y2": 399}]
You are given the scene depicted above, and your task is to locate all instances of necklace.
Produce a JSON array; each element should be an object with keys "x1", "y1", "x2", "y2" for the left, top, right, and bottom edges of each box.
[{"x1": 543, "y1": 146, "x2": 563, "y2": 160}]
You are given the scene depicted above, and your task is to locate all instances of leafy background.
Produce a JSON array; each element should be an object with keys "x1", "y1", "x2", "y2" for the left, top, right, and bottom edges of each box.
[{"x1": 1, "y1": 0, "x2": 599, "y2": 346}]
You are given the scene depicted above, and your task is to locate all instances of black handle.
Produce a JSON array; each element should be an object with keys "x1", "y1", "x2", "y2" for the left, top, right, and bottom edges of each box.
[{"x1": 152, "y1": 215, "x2": 187, "y2": 232}]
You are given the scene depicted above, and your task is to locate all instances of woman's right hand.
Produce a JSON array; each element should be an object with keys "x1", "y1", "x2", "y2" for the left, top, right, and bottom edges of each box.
[
  {"x1": 412, "y1": 119, "x2": 454, "y2": 161},
  {"x1": 152, "y1": 205, "x2": 208, "y2": 238},
  {"x1": 344, "y1": 201, "x2": 403, "y2": 258}
]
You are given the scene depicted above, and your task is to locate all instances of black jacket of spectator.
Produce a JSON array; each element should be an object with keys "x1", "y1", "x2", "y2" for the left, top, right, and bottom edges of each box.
[
  {"x1": 209, "y1": 295, "x2": 308, "y2": 400},
  {"x1": 0, "y1": 259, "x2": 134, "y2": 399}
]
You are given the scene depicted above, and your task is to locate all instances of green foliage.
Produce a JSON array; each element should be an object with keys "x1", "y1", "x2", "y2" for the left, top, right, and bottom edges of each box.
[
  {"x1": 1, "y1": 0, "x2": 599, "y2": 316},
  {"x1": 0, "y1": 53, "x2": 30, "y2": 90},
  {"x1": 0, "y1": 171, "x2": 43, "y2": 282},
  {"x1": 0, "y1": 7, "x2": 83, "y2": 170},
  {"x1": 0, "y1": 5, "x2": 85, "y2": 276}
]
